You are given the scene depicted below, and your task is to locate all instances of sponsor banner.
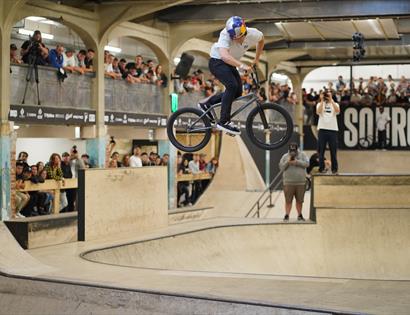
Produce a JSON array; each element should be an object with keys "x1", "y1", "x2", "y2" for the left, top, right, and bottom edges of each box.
[
  {"x1": 104, "y1": 111, "x2": 167, "y2": 128},
  {"x1": 304, "y1": 105, "x2": 410, "y2": 150},
  {"x1": 341, "y1": 105, "x2": 410, "y2": 149},
  {"x1": 9, "y1": 105, "x2": 96, "y2": 125}
]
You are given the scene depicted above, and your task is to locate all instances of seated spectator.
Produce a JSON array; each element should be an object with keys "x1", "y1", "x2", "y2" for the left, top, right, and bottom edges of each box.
[
  {"x1": 29, "y1": 165, "x2": 49, "y2": 215},
  {"x1": 36, "y1": 161, "x2": 44, "y2": 173},
  {"x1": 84, "y1": 48, "x2": 95, "y2": 71},
  {"x1": 199, "y1": 153, "x2": 207, "y2": 171},
  {"x1": 21, "y1": 30, "x2": 49, "y2": 65},
  {"x1": 10, "y1": 44, "x2": 22, "y2": 64},
  {"x1": 121, "y1": 154, "x2": 130, "y2": 167},
  {"x1": 39, "y1": 169, "x2": 54, "y2": 213},
  {"x1": 206, "y1": 157, "x2": 218, "y2": 175},
  {"x1": 48, "y1": 44, "x2": 65, "y2": 69},
  {"x1": 15, "y1": 162, "x2": 30, "y2": 218},
  {"x1": 154, "y1": 65, "x2": 168, "y2": 87},
  {"x1": 45, "y1": 153, "x2": 64, "y2": 180},
  {"x1": 155, "y1": 156, "x2": 162, "y2": 166}
]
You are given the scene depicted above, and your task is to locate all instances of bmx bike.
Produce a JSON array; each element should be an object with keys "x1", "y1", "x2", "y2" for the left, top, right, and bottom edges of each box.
[{"x1": 167, "y1": 67, "x2": 294, "y2": 152}]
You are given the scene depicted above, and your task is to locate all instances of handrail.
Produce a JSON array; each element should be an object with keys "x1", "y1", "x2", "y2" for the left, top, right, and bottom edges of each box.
[{"x1": 245, "y1": 170, "x2": 283, "y2": 218}]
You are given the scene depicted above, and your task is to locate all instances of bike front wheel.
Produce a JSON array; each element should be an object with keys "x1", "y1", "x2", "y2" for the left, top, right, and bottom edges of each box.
[
  {"x1": 167, "y1": 107, "x2": 212, "y2": 152},
  {"x1": 246, "y1": 103, "x2": 294, "y2": 150}
]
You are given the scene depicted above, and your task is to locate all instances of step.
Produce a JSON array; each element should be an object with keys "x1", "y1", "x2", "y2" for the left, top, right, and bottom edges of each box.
[{"x1": 5, "y1": 213, "x2": 77, "y2": 249}]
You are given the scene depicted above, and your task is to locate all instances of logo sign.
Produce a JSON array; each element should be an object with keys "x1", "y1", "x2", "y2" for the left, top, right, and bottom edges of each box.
[
  {"x1": 9, "y1": 105, "x2": 96, "y2": 125},
  {"x1": 104, "y1": 111, "x2": 167, "y2": 127}
]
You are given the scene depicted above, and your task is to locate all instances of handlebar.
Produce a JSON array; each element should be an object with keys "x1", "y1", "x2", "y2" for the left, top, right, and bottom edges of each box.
[{"x1": 250, "y1": 65, "x2": 260, "y2": 90}]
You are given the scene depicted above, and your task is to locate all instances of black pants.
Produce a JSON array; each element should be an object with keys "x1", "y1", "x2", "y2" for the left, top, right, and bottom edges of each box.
[
  {"x1": 318, "y1": 129, "x2": 338, "y2": 172},
  {"x1": 62, "y1": 188, "x2": 77, "y2": 212},
  {"x1": 206, "y1": 58, "x2": 242, "y2": 123},
  {"x1": 378, "y1": 130, "x2": 387, "y2": 149},
  {"x1": 177, "y1": 182, "x2": 190, "y2": 206}
]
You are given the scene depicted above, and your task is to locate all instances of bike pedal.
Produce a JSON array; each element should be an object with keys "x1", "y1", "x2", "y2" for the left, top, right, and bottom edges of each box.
[{"x1": 226, "y1": 133, "x2": 236, "y2": 137}]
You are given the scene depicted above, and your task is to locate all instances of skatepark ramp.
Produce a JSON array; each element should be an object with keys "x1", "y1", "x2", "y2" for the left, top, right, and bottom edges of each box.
[{"x1": 84, "y1": 174, "x2": 410, "y2": 280}]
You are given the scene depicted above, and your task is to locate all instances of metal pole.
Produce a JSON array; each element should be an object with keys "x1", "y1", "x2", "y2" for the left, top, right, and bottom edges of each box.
[{"x1": 265, "y1": 131, "x2": 270, "y2": 188}]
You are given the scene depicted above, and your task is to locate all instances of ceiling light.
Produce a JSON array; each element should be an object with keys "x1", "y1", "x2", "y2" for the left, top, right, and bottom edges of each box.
[
  {"x1": 26, "y1": 16, "x2": 61, "y2": 26},
  {"x1": 104, "y1": 45, "x2": 122, "y2": 53},
  {"x1": 173, "y1": 57, "x2": 181, "y2": 65},
  {"x1": 18, "y1": 28, "x2": 54, "y2": 40}
]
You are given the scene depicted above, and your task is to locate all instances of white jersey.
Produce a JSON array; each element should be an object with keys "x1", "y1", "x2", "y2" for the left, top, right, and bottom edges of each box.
[
  {"x1": 376, "y1": 111, "x2": 391, "y2": 131},
  {"x1": 210, "y1": 27, "x2": 263, "y2": 60},
  {"x1": 317, "y1": 101, "x2": 339, "y2": 131}
]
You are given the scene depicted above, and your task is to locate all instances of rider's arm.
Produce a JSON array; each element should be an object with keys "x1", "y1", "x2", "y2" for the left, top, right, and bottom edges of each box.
[
  {"x1": 254, "y1": 36, "x2": 264, "y2": 64},
  {"x1": 219, "y1": 48, "x2": 243, "y2": 68},
  {"x1": 316, "y1": 100, "x2": 324, "y2": 115}
]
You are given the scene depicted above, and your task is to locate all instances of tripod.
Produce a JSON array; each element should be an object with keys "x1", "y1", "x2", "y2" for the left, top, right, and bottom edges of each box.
[{"x1": 22, "y1": 50, "x2": 41, "y2": 105}]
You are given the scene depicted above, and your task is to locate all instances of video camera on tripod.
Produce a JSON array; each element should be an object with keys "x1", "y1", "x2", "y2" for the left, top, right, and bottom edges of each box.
[{"x1": 21, "y1": 30, "x2": 45, "y2": 105}]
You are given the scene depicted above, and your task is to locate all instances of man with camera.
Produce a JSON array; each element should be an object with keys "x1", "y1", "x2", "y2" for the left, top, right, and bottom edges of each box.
[
  {"x1": 316, "y1": 90, "x2": 340, "y2": 174},
  {"x1": 20, "y1": 30, "x2": 49, "y2": 65},
  {"x1": 279, "y1": 143, "x2": 309, "y2": 222}
]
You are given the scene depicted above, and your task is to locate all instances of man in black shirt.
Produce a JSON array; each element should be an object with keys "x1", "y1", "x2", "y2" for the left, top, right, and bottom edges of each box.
[
  {"x1": 84, "y1": 49, "x2": 95, "y2": 70},
  {"x1": 20, "y1": 30, "x2": 49, "y2": 65},
  {"x1": 61, "y1": 152, "x2": 75, "y2": 212}
]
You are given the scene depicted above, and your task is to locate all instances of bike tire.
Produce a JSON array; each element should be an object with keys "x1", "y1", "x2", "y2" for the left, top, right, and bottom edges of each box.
[
  {"x1": 167, "y1": 107, "x2": 212, "y2": 152},
  {"x1": 246, "y1": 103, "x2": 294, "y2": 150}
]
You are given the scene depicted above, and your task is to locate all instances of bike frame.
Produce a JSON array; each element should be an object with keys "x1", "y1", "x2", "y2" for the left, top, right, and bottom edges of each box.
[{"x1": 186, "y1": 69, "x2": 270, "y2": 132}]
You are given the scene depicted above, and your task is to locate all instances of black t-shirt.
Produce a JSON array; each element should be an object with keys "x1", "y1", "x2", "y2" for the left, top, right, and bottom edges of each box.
[
  {"x1": 61, "y1": 162, "x2": 72, "y2": 179},
  {"x1": 84, "y1": 57, "x2": 93, "y2": 69}
]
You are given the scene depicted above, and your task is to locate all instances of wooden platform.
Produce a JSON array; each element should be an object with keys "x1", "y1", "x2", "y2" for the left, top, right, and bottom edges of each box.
[{"x1": 4, "y1": 213, "x2": 77, "y2": 249}]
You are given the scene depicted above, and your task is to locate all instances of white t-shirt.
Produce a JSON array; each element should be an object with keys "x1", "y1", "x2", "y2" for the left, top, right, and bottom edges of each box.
[
  {"x1": 317, "y1": 101, "x2": 339, "y2": 131},
  {"x1": 210, "y1": 27, "x2": 263, "y2": 60},
  {"x1": 129, "y1": 155, "x2": 142, "y2": 167},
  {"x1": 63, "y1": 53, "x2": 76, "y2": 67},
  {"x1": 105, "y1": 63, "x2": 113, "y2": 72},
  {"x1": 376, "y1": 111, "x2": 391, "y2": 131}
]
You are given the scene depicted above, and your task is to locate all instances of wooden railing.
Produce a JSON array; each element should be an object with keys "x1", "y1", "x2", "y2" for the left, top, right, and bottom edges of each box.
[
  {"x1": 18, "y1": 178, "x2": 78, "y2": 214},
  {"x1": 176, "y1": 173, "x2": 213, "y2": 182}
]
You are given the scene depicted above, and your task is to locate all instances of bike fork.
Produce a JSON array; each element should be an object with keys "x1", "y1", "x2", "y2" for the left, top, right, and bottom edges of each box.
[{"x1": 257, "y1": 102, "x2": 269, "y2": 129}]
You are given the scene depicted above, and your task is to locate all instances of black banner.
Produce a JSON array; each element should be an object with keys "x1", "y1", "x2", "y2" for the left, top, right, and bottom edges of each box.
[
  {"x1": 304, "y1": 105, "x2": 410, "y2": 150},
  {"x1": 9, "y1": 105, "x2": 96, "y2": 125},
  {"x1": 104, "y1": 111, "x2": 167, "y2": 127}
]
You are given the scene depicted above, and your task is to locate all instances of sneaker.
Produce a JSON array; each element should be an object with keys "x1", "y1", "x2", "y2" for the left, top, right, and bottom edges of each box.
[
  {"x1": 197, "y1": 102, "x2": 215, "y2": 123},
  {"x1": 216, "y1": 122, "x2": 241, "y2": 135},
  {"x1": 16, "y1": 212, "x2": 25, "y2": 218},
  {"x1": 331, "y1": 170, "x2": 339, "y2": 175},
  {"x1": 297, "y1": 214, "x2": 305, "y2": 221},
  {"x1": 283, "y1": 214, "x2": 289, "y2": 222}
]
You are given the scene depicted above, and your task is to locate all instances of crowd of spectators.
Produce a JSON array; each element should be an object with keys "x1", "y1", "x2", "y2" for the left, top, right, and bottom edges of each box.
[
  {"x1": 10, "y1": 30, "x2": 168, "y2": 87},
  {"x1": 107, "y1": 145, "x2": 169, "y2": 168},
  {"x1": 303, "y1": 74, "x2": 410, "y2": 125},
  {"x1": 15, "y1": 148, "x2": 87, "y2": 218},
  {"x1": 177, "y1": 152, "x2": 218, "y2": 207}
]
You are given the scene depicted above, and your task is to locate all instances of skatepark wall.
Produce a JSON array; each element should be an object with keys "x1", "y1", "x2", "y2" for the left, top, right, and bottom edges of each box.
[{"x1": 78, "y1": 167, "x2": 168, "y2": 241}]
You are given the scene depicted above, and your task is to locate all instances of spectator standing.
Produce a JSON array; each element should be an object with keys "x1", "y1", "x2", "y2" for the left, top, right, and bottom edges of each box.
[
  {"x1": 84, "y1": 49, "x2": 95, "y2": 71},
  {"x1": 199, "y1": 153, "x2": 207, "y2": 171},
  {"x1": 154, "y1": 65, "x2": 168, "y2": 87},
  {"x1": 177, "y1": 157, "x2": 192, "y2": 207},
  {"x1": 188, "y1": 154, "x2": 202, "y2": 203},
  {"x1": 130, "y1": 146, "x2": 143, "y2": 167},
  {"x1": 69, "y1": 146, "x2": 85, "y2": 178},
  {"x1": 45, "y1": 153, "x2": 63, "y2": 181},
  {"x1": 60, "y1": 152, "x2": 75, "y2": 212},
  {"x1": 376, "y1": 106, "x2": 391, "y2": 150},
  {"x1": 10, "y1": 44, "x2": 22, "y2": 64},
  {"x1": 18, "y1": 151, "x2": 29, "y2": 169},
  {"x1": 20, "y1": 30, "x2": 49, "y2": 65},
  {"x1": 48, "y1": 44, "x2": 65, "y2": 69},
  {"x1": 111, "y1": 151, "x2": 122, "y2": 167},
  {"x1": 316, "y1": 90, "x2": 340, "y2": 174},
  {"x1": 206, "y1": 157, "x2": 218, "y2": 175},
  {"x1": 121, "y1": 154, "x2": 130, "y2": 167},
  {"x1": 15, "y1": 162, "x2": 30, "y2": 218},
  {"x1": 279, "y1": 143, "x2": 309, "y2": 222},
  {"x1": 335, "y1": 75, "x2": 345, "y2": 91},
  {"x1": 81, "y1": 154, "x2": 91, "y2": 168}
]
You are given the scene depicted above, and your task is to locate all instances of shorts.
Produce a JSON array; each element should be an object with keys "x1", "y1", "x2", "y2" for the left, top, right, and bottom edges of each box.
[{"x1": 284, "y1": 184, "x2": 306, "y2": 203}]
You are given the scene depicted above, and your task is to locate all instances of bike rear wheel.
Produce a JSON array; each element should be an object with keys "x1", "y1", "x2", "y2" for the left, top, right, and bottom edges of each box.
[
  {"x1": 167, "y1": 107, "x2": 212, "y2": 152},
  {"x1": 246, "y1": 103, "x2": 293, "y2": 150}
]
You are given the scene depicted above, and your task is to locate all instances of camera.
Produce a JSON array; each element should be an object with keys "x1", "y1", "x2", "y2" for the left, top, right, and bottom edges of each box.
[
  {"x1": 288, "y1": 142, "x2": 298, "y2": 160},
  {"x1": 72, "y1": 145, "x2": 78, "y2": 154}
]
